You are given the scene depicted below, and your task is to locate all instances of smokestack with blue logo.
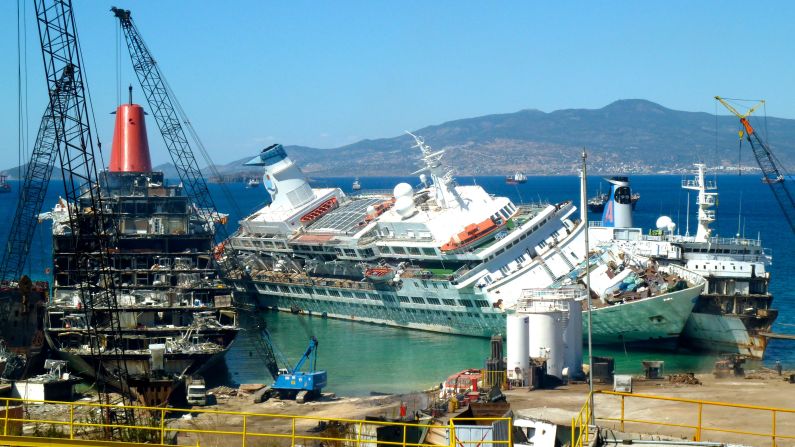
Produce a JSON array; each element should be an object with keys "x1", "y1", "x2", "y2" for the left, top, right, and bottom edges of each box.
[
  {"x1": 245, "y1": 144, "x2": 315, "y2": 211},
  {"x1": 600, "y1": 176, "x2": 633, "y2": 228}
]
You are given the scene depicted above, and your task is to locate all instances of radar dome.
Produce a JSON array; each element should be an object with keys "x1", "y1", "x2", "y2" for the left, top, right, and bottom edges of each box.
[
  {"x1": 393, "y1": 182, "x2": 414, "y2": 198},
  {"x1": 366, "y1": 205, "x2": 376, "y2": 216},
  {"x1": 419, "y1": 173, "x2": 428, "y2": 184},
  {"x1": 394, "y1": 196, "x2": 416, "y2": 218},
  {"x1": 656, "y1": 216, "x2": 676, "y2": 232}
]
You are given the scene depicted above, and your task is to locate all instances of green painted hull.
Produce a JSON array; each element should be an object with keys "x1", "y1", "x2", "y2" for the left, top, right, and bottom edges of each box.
[{"x1": 584, "y1": 282, "x2": 702, "y2": 347}]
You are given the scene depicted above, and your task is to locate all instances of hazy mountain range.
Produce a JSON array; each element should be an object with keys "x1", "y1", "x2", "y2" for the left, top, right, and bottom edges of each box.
[{"x1": 4, "y1": 99, "x2": 794, "y2": 179}]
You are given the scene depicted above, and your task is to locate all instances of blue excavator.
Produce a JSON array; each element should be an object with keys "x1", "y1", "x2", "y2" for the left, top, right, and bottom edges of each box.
[{"x1": 257, "y1": 336, "x2": 327, "y2": 404}]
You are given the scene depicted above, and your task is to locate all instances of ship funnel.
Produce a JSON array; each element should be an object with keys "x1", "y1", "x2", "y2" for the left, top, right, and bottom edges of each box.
[
  {"x1": 109, "y1": 100, "x2": 152, "y2": 173},
  {"x1": 600, "y1": 176, "x2": 634, "y2": 228},
  {"x1": 245, "y1": 144, "x2": 315, "y2": 210}
]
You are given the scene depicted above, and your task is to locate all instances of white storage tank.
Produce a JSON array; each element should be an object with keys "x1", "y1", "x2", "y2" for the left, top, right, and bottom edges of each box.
[
  {"x1": 527, "y1": 307, "x2": 565, "y2": 379},
  {"x1": 506, "y1": 314, "x2": 530, "y2": 385},
  {"x1": 563, "y1": 299, "x2": 584, "y2": 379}
]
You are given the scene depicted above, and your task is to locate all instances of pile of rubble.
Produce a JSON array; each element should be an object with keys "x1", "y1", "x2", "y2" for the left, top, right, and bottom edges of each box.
[
  {"x1": 667, "y1": 373, "x2": 701, "y2": 385},
  {"x1": 208, "y1": 384, "x2": 266, "y2": 400}
]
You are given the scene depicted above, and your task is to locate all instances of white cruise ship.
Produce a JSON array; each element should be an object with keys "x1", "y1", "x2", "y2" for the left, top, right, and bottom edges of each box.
[
  {"x1": 227, "y1": 134, "x2": 588, "y2": 337},
  {"x1": 589, "y1": 164, "x2": 776, "y2": 358}
]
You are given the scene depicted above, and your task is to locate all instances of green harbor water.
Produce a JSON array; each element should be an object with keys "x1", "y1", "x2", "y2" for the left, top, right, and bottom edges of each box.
[{"x1": 219, "y1": 311, "x2": 747, "y2": 397}]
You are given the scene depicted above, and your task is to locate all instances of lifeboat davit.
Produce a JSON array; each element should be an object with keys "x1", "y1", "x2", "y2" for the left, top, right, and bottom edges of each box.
[
  {"x1": 300, "y1": 197, "x2": 339, "y2": 224},
  {"x1": 364, "y1": 266, "x2": 395, "y2": 282},
  {"x1": 441, "y1": 217, "x2": 503, "y2": 252}
]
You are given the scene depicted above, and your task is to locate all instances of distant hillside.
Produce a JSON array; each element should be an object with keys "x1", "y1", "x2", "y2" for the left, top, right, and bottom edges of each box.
[
  {"x1": 5, "y1": 100, "x2": 794, "y2": 178},
  {"x1": 209, "y1": 99, "x2": 795, "y2": 177}
]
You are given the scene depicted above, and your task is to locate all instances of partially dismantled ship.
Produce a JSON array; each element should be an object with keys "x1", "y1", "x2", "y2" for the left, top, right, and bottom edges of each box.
[{"x1": 42, "y1": 98, "x2": 238, "y2": 404}]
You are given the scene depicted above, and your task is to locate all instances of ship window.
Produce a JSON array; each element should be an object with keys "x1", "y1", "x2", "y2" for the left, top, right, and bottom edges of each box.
[
  {"x1": 476, "y1": 300, "x2": 489, "y2": 308},
  {"x1": 355, "y1": 292, "x2": 367, "y2": 299},
  {"x1": 344, "y1": 249, "x2": 356, "y2": 256},
  {"x1": 538, "y1": 240, "x2": 547, "y2": 248},
  {"x1": 408, "y1": 247, "x2": 421, "y2": 255},
  {"x1": 460, "y1": 300, "x2": 474, "y2": 307},
  {"x1": 398, "y1": 296, "x2": 410, "y2": 303},
  {"x1": 422, "y1": 247, "x2": 436, "y2": 256},
  {"x1": 393, "y1": 247, "x2": 406, "y2": 254},
  {"x1": 442, "y1": 283, "x2": 448, "y2": 289},
  {"x1": 329, "y1": 290, "x2": 340, "y2": 297},
  {"x1": 427, "y1": 297, "x2": 441, "y2": 305},
  {"x1": 443, "y1": 299, "x2": 455, "y2": 306},
  {"x1": 411, "y1": 297, "x2": 425, "y2": 304},
  {"x1": 341, "y1": 291, "x2": 353, "y2": 298}
]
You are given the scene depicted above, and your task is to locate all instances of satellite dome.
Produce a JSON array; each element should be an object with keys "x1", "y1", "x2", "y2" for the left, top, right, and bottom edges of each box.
[
  {"x1": 366, "y1": 205, "x2": 376, "y2": 216},
  {"x1": 394, "y1": 196, "x2": 416, "y2": 218},
  {"x1": 419, "y1": 173, "x2": 428, "y2": 184},
  {"x1": 656, "y1": 216, "x2": 675, "y2": 232},
  {"x1": 393, "y1": 182, "x2": 414, "y2": 198}
]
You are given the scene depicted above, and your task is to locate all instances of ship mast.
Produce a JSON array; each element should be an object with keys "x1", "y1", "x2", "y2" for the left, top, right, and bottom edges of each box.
[
  {"x1": 406, "y1": 132, "x2": 466, "y2": 210},
  {"x1": 682, "y1": 163, "x2": 718, "y2": 242}
]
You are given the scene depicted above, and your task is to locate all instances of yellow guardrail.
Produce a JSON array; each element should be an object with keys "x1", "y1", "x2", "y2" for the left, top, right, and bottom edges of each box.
[
  {"x1": 0, "y1": 396, "x2": 512, "y2": 447},
  {"x1": 571, "y1": 392, "x2": 592, "y2": 447},
  {"x1": 593, "y1": 390, "x2": 795, "y2": 447}
]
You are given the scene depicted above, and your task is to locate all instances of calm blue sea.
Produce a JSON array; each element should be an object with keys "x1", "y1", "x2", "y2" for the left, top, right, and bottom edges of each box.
[{"x1": 1, "y1": 174, "x2": 792, "y2": 395}]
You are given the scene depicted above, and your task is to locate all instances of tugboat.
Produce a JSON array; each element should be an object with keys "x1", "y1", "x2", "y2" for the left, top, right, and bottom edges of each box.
[
  {"x1": 42, "y1": 96, "x2": 238, "y2": 405},
  {"x1": 505, "y1": 171, "x2": 527, "y2": 185},
  {"x1": 352, "y1": 177, "x2": 361, "y2": 191},
  {"x1": 246, "y1": 177, "x2": 261, "y2": 188},
  {"x1": 0, "y1": 175, "x2": 11, "y2": 193}
]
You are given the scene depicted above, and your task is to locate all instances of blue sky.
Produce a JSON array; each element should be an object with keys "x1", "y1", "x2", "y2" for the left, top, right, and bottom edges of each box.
[{"x1": 1, "y1": 1, "x2": 794, "y2": 166}]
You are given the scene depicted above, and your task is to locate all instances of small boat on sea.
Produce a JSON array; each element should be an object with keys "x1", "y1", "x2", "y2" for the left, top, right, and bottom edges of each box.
[
  {"x1": 246, "y1": 177, "x2": 261, "y2": 188},
  {"x1": 352, "y1": 177, "x2": 361, "y2": 191},
  {"x1": 0, "y1": 175, "x2": 11, "y2": 193},
  {"x1": 505, "y1": 171, "x2": 527, "y2": 185}
]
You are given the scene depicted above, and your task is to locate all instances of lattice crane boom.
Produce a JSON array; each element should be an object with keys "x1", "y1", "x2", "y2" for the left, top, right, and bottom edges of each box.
[
  {"x1": 34, "y1": 0, "x2": 135, "y2": 403},
  {"x1": 715, "y1": 96, "x2": 795, "y2": 232},
  {"x1": 111, "y1": 6, "x2": 282, "y2": 379},
  {"x1": 0, "y1": 67, "x2": 73, "y2": 281}
]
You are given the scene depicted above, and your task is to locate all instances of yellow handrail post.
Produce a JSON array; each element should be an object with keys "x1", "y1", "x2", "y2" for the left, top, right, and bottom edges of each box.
[
  {"x1": 3, "y1": 397, "x2": 9, "y2": 435},
  {"x1": 772, "y1": 410, "x2": 776, "y2": 447},
  {"x1": 571, "y1": 417, "x2": 576, "y2": 447},
  {"x1": 70, "y1": 404, "x2": 75, "y2": 439},
  {"x1": 404, "y1": 423, "x2": 409, "y2": 447},
  {"x1": 357, "y1": 421, "x2": 363, "y2": 447},
  {"x1": 585, "y1": 397, "x2": 590, "y2": 445},
  {"x1": 160, "y1": 408, "x2": 166, "y2": 445},
  {"x1": 242, "y1": 415, "x2": 247, "y2": 447},
  {"x1": 620, "y1": 395, "x2": 625, "y2": 432},
  {"x1": 291, "y1": 417, "x2": 296, "y2": 447},
  {"x1": 448, "y1": 419, "x2": 455, "y2": 447},
  {"x1": 509, "y1": 419, "x2": 513, "y2": 447},
  {"x1": 696, "y1": 402, "x2": 702, "y2": 441}
]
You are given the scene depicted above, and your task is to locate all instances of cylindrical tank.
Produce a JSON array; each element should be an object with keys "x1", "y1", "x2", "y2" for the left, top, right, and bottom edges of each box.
[
  {"x1": 506, "y1": 314, "x2": 530, "y2": 384},
  {"x1": 563, "y1": 299, "x2": 584, "y2": 379},
  {"x1": 244, "y1": 144, "x2": 315, "y2": 210},
  {"x1": 110, "y1": 103, "x2": 152, "y2": 172},
  {"x1": 527, "y1": 309, "x2": 565, "y2": 379}
]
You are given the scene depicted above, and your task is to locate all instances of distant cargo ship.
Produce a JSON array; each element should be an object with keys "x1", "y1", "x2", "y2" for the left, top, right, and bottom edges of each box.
[
  {"x1": 505, "y1": 171, "x2": 527, "y2": 185},
  {"x1": 246, "y1": 177, "x2": 261, "y2": 188},
  {"x1": 0, "y1": 175, "x2": 11, "y2": 193}
]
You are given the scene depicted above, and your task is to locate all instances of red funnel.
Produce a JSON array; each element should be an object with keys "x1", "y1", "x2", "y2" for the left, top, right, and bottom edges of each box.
[{"x1": 109, "y1": 103, "x2": 152, "y2": 172}]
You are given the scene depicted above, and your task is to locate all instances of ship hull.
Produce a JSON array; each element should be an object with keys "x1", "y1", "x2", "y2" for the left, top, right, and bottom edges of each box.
[
  {"x1": 681, "y1": 312, "x2": 768, "y2": 359},
  {"x1": 253, "y1": 282, "x2": 701, "y2": 347},
  {"x1": 583, "y1": 283, "x2": 701, "y2": 347}
]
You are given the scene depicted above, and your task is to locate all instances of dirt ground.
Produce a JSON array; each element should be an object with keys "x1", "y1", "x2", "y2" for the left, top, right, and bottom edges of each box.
[{"x1": 174, "y1": 369, "x2": 795, "y2": 447}]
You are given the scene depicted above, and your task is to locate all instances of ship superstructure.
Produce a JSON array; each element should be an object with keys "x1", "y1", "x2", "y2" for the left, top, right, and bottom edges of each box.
[
  {"x1": 589, "y1": 164, "x2": 776, "y2": 358},
  {"x1": 228, "y1": 134, "x2": 592, "y2": 337},
  {"x1": 43, "y1": 99, "x2": 238, "y2": 404}
]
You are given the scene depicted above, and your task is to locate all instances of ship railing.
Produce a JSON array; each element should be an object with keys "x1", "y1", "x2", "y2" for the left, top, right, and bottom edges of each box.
[
  {"x1": 662, "y1": 263, "x2": 705, "y2": 286},
  {"x1": 349, "y1": 189, "x2": 394, "y2": 197},
  {"x1": 0, "y1": 395, "x2": 513, "y2": 447}
]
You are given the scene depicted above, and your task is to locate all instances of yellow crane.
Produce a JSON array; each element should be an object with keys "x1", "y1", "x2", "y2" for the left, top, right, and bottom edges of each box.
[{"x1": 715, "y1": 96, "x2": 795, "y2": 232}]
